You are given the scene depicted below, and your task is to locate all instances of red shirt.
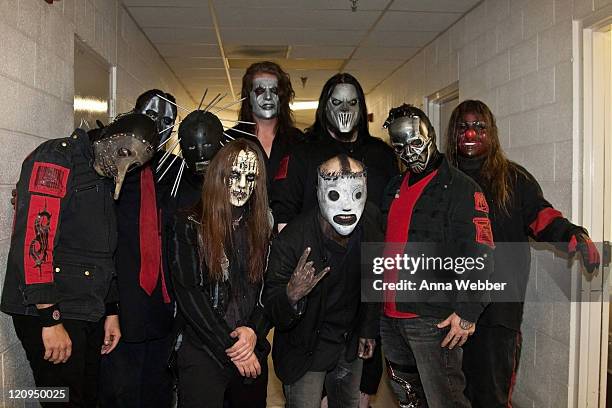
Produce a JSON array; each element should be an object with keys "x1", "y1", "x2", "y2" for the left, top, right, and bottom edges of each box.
[{"x1": 383, "y1": 170, "x2": 438, "y2": 318}]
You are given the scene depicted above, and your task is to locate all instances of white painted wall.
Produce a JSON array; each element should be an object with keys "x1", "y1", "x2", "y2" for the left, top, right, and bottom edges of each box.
[
  {"x1": 0, "y1": 1, "x2": 193, "y2": 404},
  {"x1": 365, "y1": 0, "x2": 610, "y2": 406}
]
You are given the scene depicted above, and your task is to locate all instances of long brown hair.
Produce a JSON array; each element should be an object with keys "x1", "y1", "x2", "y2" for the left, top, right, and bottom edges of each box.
[
  {"x1": 238, "y1": 61, "x2": 295, "y2": 136},
  {"x1": 446, "y1": 100, "x2": 515, "y2": 214},
  {"x1": 199, "y1": 139, "x2": 270, "y2": 283}
]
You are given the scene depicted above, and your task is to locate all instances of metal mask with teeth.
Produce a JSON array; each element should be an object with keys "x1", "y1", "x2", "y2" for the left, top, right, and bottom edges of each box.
[
  {"x1": 384, "y1": 104, "x2": 436, "y2": 173},
  {"x1": 178, "y1": 110, "x2": 224, "y2": 176},
  {"x1": 317, "y1": 155, "x2": 367, "y2": 236},
  {"x1": 250, "y1": 76, "x2": 279, "y2": 120},
  {"x1": 227, "y1": 149, "x2": 259, "y2": 207},
  {"x1": 92, "y1": 113, "x2": 158, "y2": 199},
  {"x1": 325, "y1": 83, "x2": 360, "y2": 135}
]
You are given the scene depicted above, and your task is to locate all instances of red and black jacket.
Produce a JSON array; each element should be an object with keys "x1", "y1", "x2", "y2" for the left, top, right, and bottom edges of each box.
[
  {"x1": 1, "y1": 129, "x2": 118, "y2": 322},
  {"x1": 381, "y1": 156, "x2": 494, "y2": 323},
  {"x1": 459, "y1": 159, "x2": 587, "y2": 329}
]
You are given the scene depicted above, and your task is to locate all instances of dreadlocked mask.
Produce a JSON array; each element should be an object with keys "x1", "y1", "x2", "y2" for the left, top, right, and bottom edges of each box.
[
  {"x1": 383, "y1": 104, "x2": 436, "y2": 173},
  {"x1": 316, "y1": 155, "x2": 367, "y2": 236}
]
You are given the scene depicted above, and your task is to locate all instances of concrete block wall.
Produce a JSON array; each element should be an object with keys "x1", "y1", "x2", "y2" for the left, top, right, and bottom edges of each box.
[
  {"x1": 365, "y1": 0, "x2": 610, "y2": 406},
  {"x1": 0, "y1": 1, "x2": 193, "y2": 406}
]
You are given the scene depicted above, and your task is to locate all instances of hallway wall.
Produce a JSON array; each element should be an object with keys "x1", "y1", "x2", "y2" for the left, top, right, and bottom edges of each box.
[
  {"x1": 365, "y1": 0, "x2": 610, "y2": 406},
  {"x1": 0, "y1": 1, "x2": 193, "y2": 404}
]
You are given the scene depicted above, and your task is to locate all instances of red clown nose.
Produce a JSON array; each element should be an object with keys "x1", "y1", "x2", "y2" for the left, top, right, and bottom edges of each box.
[{"x1": 464, "y1": 128, "x2": 477, "y2": 140}]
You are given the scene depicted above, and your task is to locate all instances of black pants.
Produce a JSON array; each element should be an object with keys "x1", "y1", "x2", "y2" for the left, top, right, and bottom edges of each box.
[
  {"x1": 177, "y1": 336, "x2": 268, "y2": 408},
  {"x1": 463, "y1": 325, "x2": 522, "y2": 408},
  {"x1": 98, "y1": 334, "x2": 174, "y2": 408},
  {"x1": 12, "y1": 314, "x2": 105, "y2": 408}
]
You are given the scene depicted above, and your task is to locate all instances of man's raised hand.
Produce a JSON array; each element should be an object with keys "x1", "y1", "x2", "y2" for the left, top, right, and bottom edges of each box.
[{"x1": 286, "y1": 247, "x2": 330, "y2": 306}]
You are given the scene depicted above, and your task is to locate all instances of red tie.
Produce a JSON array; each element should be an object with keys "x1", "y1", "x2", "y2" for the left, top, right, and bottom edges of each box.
[{"x1": 138, "y1": 167, "x2": 170, "y2": 303}]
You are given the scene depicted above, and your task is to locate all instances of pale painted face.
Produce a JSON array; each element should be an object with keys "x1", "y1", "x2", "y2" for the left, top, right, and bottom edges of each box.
[
  {"x1": 227, "y1": 149, "x2": 259, "y2": 207},
  {"x1": 250, "y1": 74, "x2": 279, "y2": 120},
  {"x1": 325, "y1": 83, "x2": 360, "y2": 134}
]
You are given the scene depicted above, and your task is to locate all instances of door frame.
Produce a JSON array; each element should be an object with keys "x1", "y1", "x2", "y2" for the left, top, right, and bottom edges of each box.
[
  {"x1": 424, "y1": 81, "x2": 459, "y2": 147},
  {"x1": 572, "y1": 6, "x2": 612, "y2": 407}
]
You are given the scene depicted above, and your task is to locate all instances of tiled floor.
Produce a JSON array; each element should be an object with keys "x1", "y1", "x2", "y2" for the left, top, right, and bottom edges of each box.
[{"x1": 265, "y1": 331, "x2": 399, "y2": 408}]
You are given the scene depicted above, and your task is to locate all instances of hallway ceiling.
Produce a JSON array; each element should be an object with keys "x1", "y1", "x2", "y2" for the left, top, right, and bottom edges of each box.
[{"x1": 123, "y1": 0, "x2": 480, "y2": 125}]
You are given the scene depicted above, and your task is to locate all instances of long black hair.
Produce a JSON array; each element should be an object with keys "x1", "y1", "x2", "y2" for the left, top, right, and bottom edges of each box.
[{"x1": 308, "y1": 73, "x2": 369, "y2": 139}]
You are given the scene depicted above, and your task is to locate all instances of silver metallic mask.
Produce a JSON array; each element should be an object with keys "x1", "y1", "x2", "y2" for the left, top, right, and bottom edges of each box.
[
  {"x1": 384, "y1": 105, "x2": 436, "y2": 173},
  {"x1": 250, "y1": 77, "x2": 279, "y2": 120},
  {"x1": 137, "y1": 96, "x2": 176, "y2": 144},
  {"x1": 317, "y1": 163, "x2": 367, "y2": 236},
  {"x1": 228, "y1": 149, "x2": 259, "y2": 207},
  {"x1": 325, "y1": 84, "x2": 360, "y2": 134}
]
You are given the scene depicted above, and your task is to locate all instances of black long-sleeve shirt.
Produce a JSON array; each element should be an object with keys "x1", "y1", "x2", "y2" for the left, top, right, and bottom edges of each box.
[{"x1": 169, "y1": 213, "x2": 270, "y2": 368}]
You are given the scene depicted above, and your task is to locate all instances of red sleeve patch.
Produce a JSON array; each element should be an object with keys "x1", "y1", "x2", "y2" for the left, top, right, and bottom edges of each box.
[
  {"x1": 473, "y1": 217, "x2": 494, "y2": 248},
  {"x1": 274, "y1": 155, "x2": 290, "y2": 181},
  {"x1": 24, "y1": 195, "x2": 60, "y2": 284},
  {"x1": 529, "y1": 207, "x2": 562, "y2": 237},
  {"x1": 474, "y1": 192, "x2": 489, "y2": 213},
  {"x1": 28, "y1": 162, "x2": 70, "y2": 198}
]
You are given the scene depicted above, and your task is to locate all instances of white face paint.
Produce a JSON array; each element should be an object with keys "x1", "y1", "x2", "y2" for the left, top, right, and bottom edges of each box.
[
  {"x1": 250, "y1": 76, "x2": 279, "y2": 120},
  {"x1": 317, "y1": 171, "x2": 367, "y2": 236},
  {"x1": 228, "y1": 149, "x2": 259, "y2": 207},
  {"x1": 325, "y1": 84, "x2": 360, "y2": 134}
]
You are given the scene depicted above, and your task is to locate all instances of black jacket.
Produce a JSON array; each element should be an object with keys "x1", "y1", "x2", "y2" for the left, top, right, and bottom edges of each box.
[
  {"x1": 168, "y1": 213, "x2": 270, "y2": 369},
  {"x1": 381, "y1": 157, "x2": 494, "y2": 323},
  {"x1": 458, "y1": 159, "x2": 586, "y2": 329},
  {"x1": 2, "y1": 129, "x2": 118, "y2": 322},
  {"x1": 270, "y1": 129, "x2": 399, "y2": 224},
  {"x1": 225, "y1": 125, "x2": 305, "y2": 188},
  {"x1": 263, "y1": 204, "x2": 382, "y2": 385}
]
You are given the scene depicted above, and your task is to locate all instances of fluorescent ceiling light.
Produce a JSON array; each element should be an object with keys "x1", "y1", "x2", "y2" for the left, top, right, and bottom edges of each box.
[
  {"x1": 290, "y1": 101, "x2": 319, "y2": 111},
  {"x1": 74, "y1": 97, "x2": 108, "y2": 113}
]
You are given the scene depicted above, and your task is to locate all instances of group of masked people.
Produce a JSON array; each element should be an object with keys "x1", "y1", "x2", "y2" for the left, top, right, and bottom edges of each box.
[{"x1": 1, "y1": 59, "x2": 601, "y2": 408}]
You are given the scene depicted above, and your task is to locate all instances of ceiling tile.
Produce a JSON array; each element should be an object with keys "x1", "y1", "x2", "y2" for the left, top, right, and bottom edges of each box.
[
  {"x1": 351, "y1": 46, "x2": 419, "y2": 60},
  {"x1": 165, "y1": 57, "x2": 225, "y2": 69},
  {"x1": 127, "y1": 6, "x2": 212, "y2": 28},
  {"x1": 389, "y1": 0, "x2": 481, "y2": 13},
  {"x1": 143, "y1": 27, "x2": 217, "y2": 44},
  {"x1": 377, "y1": 10, "x2": 461, "y2": 32},
  {"x1": 214, "y1": 8, "x2": 379, "y2": 30},
  {"x1": 289, "y1": 46, "x2": 354, "y2": 59},
  {"x1": 363, "y1": 30, "x2": 437, "y2": 47},
  {"x1": 220, "y1": 28, "x2": 367, "y2": 46},
  {"x1": 156, "y1": 43, "x2": 221, "y2": 57},
  {"x1": 343, "y1": 59, "x2": 402, "y2": 73}
]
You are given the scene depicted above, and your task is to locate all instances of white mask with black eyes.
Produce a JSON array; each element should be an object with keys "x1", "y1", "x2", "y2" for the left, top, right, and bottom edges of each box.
[
  {"x1": 325, "y1": 84, "x2": 360, "y2": 134},
  {"x1": 228, "y1": 150, "x2": 258, "y2": 207},
  {"x1": 250, "y1": 77, "x2": 279, "y2": 120},
  {"x1": 317, "y1": 171, "x2": 367, "y2": 236}
]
